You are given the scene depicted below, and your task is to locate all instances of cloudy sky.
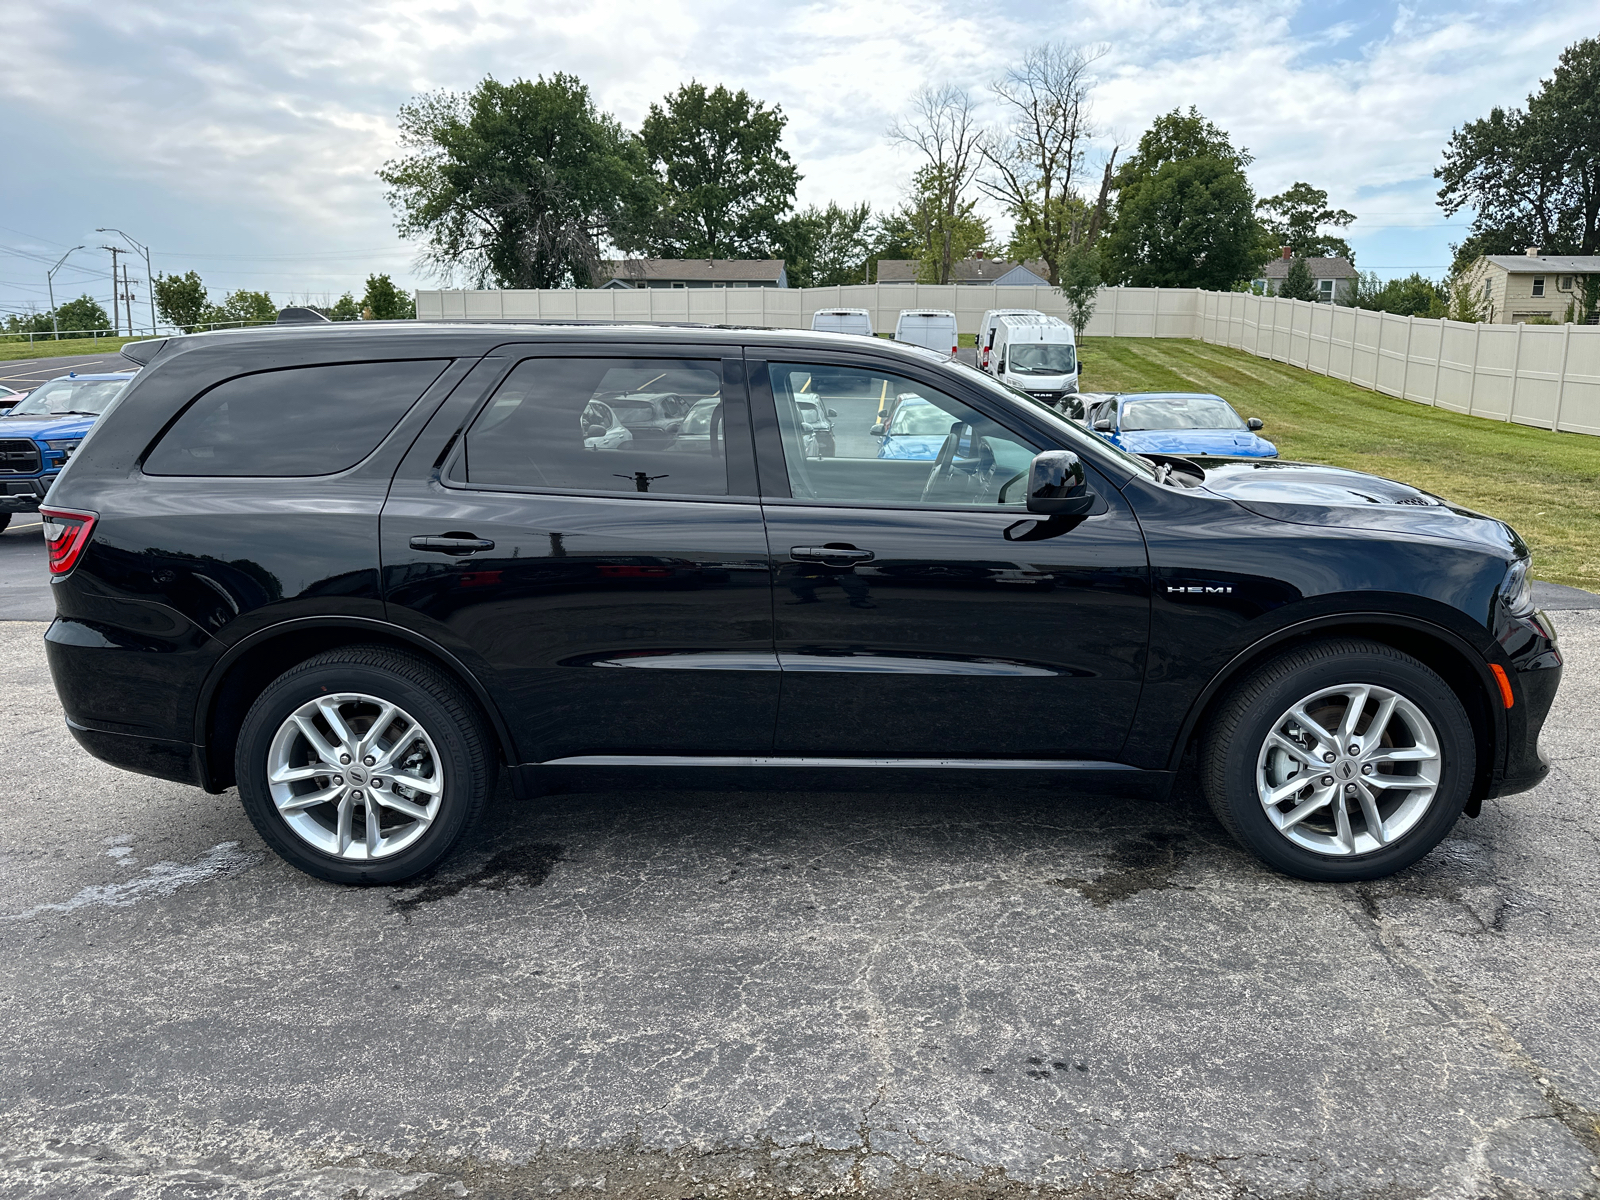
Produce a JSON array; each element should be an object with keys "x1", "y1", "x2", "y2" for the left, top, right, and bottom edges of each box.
[{"x1": 2, "y1": 0, "x2": 1593, "y2": 325}]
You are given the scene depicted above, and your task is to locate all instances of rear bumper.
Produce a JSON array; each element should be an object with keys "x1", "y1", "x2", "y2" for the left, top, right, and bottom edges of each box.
[
  {"x1": 0, "y1": 477, "x2": 51, "y2": 512},
  {"x1": 64, "y1": 716, "x2": 208, "y2": 789}
]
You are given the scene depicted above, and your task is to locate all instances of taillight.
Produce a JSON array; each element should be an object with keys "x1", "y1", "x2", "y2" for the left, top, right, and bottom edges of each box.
[{"x1": 39, "y1": 506, "x2": 97, "y2": 575}]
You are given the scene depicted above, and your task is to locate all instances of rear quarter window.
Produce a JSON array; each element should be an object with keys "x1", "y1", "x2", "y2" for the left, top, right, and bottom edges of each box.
[{"x1": 143, "y1": 360, "x2": 449, "y2": 476}]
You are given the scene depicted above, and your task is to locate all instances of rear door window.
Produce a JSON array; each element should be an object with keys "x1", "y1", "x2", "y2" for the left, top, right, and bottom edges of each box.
[{"x1": 145, "y1": 360, "x2": 449, "y2": 476}]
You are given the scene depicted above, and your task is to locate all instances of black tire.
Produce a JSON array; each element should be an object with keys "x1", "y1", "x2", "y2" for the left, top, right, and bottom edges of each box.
[
  {"x1": 235, "y1": 645, "x2": 495, "y2": 884},
  {"x1": 1201, "y1": 638, "x2": 1474, "y2": 882}
]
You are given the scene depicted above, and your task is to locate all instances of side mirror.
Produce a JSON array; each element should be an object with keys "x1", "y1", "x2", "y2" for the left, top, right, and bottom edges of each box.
[
  {"x1": 870, "y1": 422, "x2": 886, "y2": 436},
  {"x1": 1025, "y1": 451, "x2": 1094, "y2": 516},
  {"x1": 827, "y1": 408, "x2": 839, "y2": 418},
  {"x1": 585, "y1": 425, "x2": 606, "y2": 438},
  {"x1": 1093, "y1": 418, "x2": 1113, "y2": 432},
  {"x1": 1247, "y1": 418, "x2": 1264, "y2": 431}
]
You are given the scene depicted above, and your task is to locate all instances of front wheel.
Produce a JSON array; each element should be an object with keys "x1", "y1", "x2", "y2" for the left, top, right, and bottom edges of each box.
[
  {"x1": 1202, "y1": 639, "x2": 1475, "y2": 881},
  {"x1": 235, "y1": 645, "x2": 495, "y2": 884}
]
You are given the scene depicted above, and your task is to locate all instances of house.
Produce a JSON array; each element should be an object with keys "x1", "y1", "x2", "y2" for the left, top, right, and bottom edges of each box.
[
  {"x1": 876, "y1": 256, "x2": 1053, "y2": 286},
  {"x1": 602, "y1": 259, "x2": 788, "y2": 289},
  {"x1": 1254, "y1": 248, "x2": 1358, "y2": 303},
  {"x1": 1457, "y1": 250, "x2": 1600, "y2": 324}
]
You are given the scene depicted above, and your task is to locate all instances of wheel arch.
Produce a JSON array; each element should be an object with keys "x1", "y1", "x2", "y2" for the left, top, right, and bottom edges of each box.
[
  {"x1": 195, "y1": 616, "x2": 517, "y2": 793},
  {"x1": 1170, "y1": 613, "x2": 1504, "y2": 812}
]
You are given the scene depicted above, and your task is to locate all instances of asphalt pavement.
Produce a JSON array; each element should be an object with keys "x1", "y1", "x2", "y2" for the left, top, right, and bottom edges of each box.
[
  {"x1": 0, "y1": 350, "x2": 133, "y2": 393},
  {"x1": 1, "y1": 600, "x2": 1599, "y2": 1196}
]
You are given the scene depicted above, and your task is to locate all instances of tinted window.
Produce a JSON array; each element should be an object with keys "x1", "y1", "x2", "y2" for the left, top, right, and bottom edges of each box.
[
  {"x1": 768, "y1": 363, "x2": 1039, "y2": 508},
  {"x1": 453, "y1": 358, "x2": 728, "y2": 497},
  {"x1": 145, "y1": 360, "x2": 448, "y2": 476}
]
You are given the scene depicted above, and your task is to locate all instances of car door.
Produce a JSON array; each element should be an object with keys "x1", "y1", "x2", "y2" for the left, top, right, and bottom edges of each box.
[
  {"x1": 750, "y1": 355, "x2": 1150, "y2": 760},
  {"x1": 380, "y1": 346, "x2": 777, "y2": 763}
]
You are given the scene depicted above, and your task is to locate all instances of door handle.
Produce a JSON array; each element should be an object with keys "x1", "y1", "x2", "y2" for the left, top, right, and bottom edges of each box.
[
  {"x1": 791, "y1": 545, "x2": 874, "y2": 565},
  {"x1": 410, "y1": 534, "x2": 495, "y2": 555}
]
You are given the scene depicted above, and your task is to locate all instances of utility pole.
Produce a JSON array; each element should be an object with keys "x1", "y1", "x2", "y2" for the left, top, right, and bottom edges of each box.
[
  {"x1": 97, "y1": 228, "x2": 156, "y2": 334},
  {"x1": 46, "y1": 246, "x2": 85, "y2": 340},
  {"x1": 101, "y1": 245, "x2": 121, "y2": 335},
  {"x1": 121, "y1": 263, "x2": 137, "y2": 336}
]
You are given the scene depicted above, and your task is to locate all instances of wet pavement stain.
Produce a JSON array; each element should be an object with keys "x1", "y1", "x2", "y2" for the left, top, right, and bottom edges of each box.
[
  {"x1": 390, "y1": 842, "x2": 565, "y2": 919},
  {"x1": 1052, "y1": 830, "x2": 1192, "y2": 908}
]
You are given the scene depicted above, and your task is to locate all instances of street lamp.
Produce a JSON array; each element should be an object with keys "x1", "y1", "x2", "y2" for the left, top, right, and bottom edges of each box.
[
  {"x1": 46, "y1": 246, "x2": 85, "y2": 341},
  {"x1": 96, "y1": 227, "x2": 155, "y2": 334}
]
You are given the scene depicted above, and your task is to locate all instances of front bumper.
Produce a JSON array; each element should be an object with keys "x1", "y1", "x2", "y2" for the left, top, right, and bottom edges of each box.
[
  {"x1": 1487, "y1": 609, "x2": 1563, "y2": 799},
  {"x1": 0, "y1": 477, "x2": 51, "y2": 512}
]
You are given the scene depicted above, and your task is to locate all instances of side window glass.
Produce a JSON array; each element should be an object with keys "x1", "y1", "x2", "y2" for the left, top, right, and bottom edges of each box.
[
  {"x1": 145, "y1": 360, "x2": 449, "y2": 476},
  {"x1": 768, "y1": 363, "x2": 1039, "y2": 508},
  {"x1": 454, "y1": 358, "x2": 727, "y2": 496}
]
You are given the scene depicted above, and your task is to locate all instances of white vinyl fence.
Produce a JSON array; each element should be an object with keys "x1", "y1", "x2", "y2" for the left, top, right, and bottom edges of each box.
[{"x1": 416, "y1": 285, "x2": 1600, "y2": 436}]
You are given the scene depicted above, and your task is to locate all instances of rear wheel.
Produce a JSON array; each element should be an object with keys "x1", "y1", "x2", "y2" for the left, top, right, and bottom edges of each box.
[
  {"x1": 235, "y1": 646, "x2": 495, "y2": 884},
  {"x1": 1202, "y1": 639, "x2": 1474, "y2": 881}
]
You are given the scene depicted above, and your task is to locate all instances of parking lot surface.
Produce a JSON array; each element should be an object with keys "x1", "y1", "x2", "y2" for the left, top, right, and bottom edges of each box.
[{"x1": 1, "y1": 609, "x2": 1598, "y2": 1199}]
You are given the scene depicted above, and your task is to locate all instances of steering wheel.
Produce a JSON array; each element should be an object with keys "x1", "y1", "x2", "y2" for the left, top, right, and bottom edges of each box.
[
  {"x1": 996, "y1": 468, "x2": 1029, "y2": 505},
  {"x1": 918, "y1": 421, "x2": 967, "y2": 504}
]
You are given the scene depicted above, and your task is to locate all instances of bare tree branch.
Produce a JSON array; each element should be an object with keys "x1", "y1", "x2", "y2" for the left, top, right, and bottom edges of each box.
[{"x1": 888, "y1": 85, "x2": 985, "y2": 284}]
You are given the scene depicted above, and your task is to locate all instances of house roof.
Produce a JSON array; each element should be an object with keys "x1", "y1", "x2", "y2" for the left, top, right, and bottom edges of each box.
[
  {"x1": 1480, "y1": 255, "x2": 1600, "y2": 274},
  {"x1": 1261, "y1": 256, "x2": 1357, "y2": 279},
  {"x1": 876, "y1": 257, "x2": 1052, "y2": 284},
  {"x1": 604, "y1": 259, "x2": 787, "y2": 284}
]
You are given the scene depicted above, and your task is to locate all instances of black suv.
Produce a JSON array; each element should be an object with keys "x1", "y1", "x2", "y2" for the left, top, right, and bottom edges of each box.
[{"x1": 42, "y1": 324, "x2": 1560, "y2": 885}]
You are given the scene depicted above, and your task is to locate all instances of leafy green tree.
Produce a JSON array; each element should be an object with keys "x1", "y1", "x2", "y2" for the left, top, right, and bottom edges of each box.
[
  {"x1": 636, "y1": 81, "x2": 799, "y2": 260},
  {"x1": 1436, "y1": 35, "x2": 1600, "y2": 257},
  {"x1": 901, "y1": 164, "x2": 994, "y2": 281},
  {"x1": 380, "y1": 74, "x2": 654, "y2": 288},
  {"x1": 779, "y1": 202, "x2": 874, "y2": 288},
  {"x1": 1057, "y1": 241, "x2": 1102, "y2": 332},
  {"x1": 1447, "y1": 282, "x2": 1485, "y2": 323},
  {"x1": 888, "y1": 85, "x2": 985, "y2": 284},
  {"x1": 1350, "y1": 271, "x2": 1448, "y2": 316},
  {"x1": 4, "y1": 310, "x2": 56, "y2": 336},
  {"x1": 1278, "y1": 256, "x2": 1318, "y2": 302},
  {"x1": 361, "y1": 274, "x2": 415, "y2": 319},
  {"x1": 153, "y1": 270, "x2": 210, "y2": 331},
  {"x1": 329, "y1": 293, "x2": 362, "y2": 321},
  {"x1": 211, "y1": 290, "x2": 276, "y2": 326},
  {"x1": 1100, "y1": 108, "x2": 1262, "y2": 290},
  {"x1": 54, "y1": 295, "x2": 112, "y2": 337},
  {"x1": 1256, "y1": 182, "x2": 1355, "y2": 262}
]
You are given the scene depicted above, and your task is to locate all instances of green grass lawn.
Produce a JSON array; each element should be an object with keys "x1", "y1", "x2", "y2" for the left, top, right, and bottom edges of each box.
[
  {"x1": 0, "y1": 336, "x2": 142, "y2": 361},
  {"x1": 1082, "y1": 337, "x2": 1600, "y2": 591}
]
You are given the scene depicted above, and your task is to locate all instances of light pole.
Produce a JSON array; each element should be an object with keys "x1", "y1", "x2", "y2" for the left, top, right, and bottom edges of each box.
[
  {"x1": 96, "y1": 227, "x2": 155, "y2": 334},
  {"x1": 46, "y1": 246, "x2": 85, "y2": 341}
]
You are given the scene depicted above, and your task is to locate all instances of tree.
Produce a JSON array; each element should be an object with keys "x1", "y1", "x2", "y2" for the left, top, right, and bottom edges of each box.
[
  {"x1": 1057, "y1": 241, "x2": 1102, "y2": 332},
  {"x1": 1099, "y1": 109, "x2": 1262, "y2": 290},
  {"x1": 361, "y1": 274, "x2": 415, "y2": 320},
  {"x1": 379, "y1": 74, "x2": 654, "y2": 288},
  {"x1": 1278, "y1": 256, "x2": 1318, "y2": 302},
  {"x1": 153, "y1": 270, "x2": 210, "y2": 331},
  {"x1": 899, "y1": 165, "x2": 994, "y2": 282},
  {"x1": 889, "y1": 85, "x2": 985, "y2": 284},
  {"x1": 779, "y1": 202, "x2": 874, "y2": 288},
  {"x1": 212, "y1": 290, "x2": 276, "y2": 326},
  {"x1": 329, "y1": 293, "x2": 362, "y2": 321},
  {"x1": 54, "y1": 295, "x2": 112, "y2": 336},
  {"x1": 1256, "y1": 182, "x2": 1356, "y2": 262},
  {"x1": 978, "y1": 43, "x2": 1102, "y2": 286},
  {"x1": 1436, "y1": 36, "x2": 1600, "y2": 257},
  {"x1": 636, "y1": 81, "x2": 799, "y2": 260},
  {"x1": 1447, "y1": 282, "x2": 1485, "y2": 323}
]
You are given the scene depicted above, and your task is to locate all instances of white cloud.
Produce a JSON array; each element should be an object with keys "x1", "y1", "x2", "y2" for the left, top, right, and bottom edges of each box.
[{"x1": 0, "y1": 0, "x2": 1594, "y2": 318}]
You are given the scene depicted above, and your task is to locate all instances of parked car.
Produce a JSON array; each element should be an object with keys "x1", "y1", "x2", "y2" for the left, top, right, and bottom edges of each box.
[
  {"x1": 978, "y1": 309, "x2": 1044, "y2": 370},
  {"x1": 795, "y1": 397, "x2": 837, "y2": 457},
  {"x1": 667, "y1": 397, "x2": 724, "y2": 454},
  {"x1": 0, "y1": 371, "x2": 134, "y2": 532},
  {"x1": 894, "y1": 309, "x2": 958, "y2": 356},
  {"x1": 0, "y1": 383, "x2": 26, "y2": 414},
  {"x1": 45, "y1": 325, "x2": 1558, "y2": 889},
  {"x1": 579, "y1": 399, "x2": 631, "y2": 451},
  {"x1": 989, "y1": 314, "x2": 1078, "y2": 405},
  {"x1": 602, "y1": 392, "x2": 696, "y2": 448},
  {"x1": 1087, "y1": 392, "x2": 1277, "y2": 459},
  {"x1": 810, "y1": 308, "x2": 874, "y2": 337}
]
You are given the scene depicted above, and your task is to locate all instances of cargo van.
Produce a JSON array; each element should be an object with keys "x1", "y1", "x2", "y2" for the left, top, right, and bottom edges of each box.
[
  {"x1": 990, "y1": 314, "x2": 1078, "y2": 405},
  {"x1": 893, "y1": 309, "x2": 958, "y2": 357},
  {"x1": 811, "y1": 308, "x2": 874, "y2": 337},
  {"x1": 978, "y1": 309, "x2": 1043, "y2": 370}
]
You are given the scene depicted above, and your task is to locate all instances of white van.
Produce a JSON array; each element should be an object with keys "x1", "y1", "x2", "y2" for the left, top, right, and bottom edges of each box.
[
  {"x1": 978, "y1": 308, "x2": 1044, "y2": 370},
  {"x1": 811, "y1": 308, "x2": 874, "y2": 337},
  {"x1": 893, "y1": 309, "x2": 959, "y2": 357},
  {"x1": 990, "y1": 314, "x2": 1078, "y2": 404}
]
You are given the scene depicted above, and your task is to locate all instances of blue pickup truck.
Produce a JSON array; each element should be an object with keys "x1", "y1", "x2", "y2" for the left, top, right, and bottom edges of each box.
[{"x1": 0, "y1": 371, "x2": 135, "y2": 532}]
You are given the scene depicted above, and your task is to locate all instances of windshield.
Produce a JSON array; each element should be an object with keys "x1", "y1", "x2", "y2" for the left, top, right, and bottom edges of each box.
[
  {"x1": 609, "y1": 399, "x2": 661, "y2": 422},
  {"x1": 940, "y1": 360, "x2": 1160, "y2": 482},
  {"x1": 1007, "y1": 343, "x2": 1076, "y2": 375},
  {"x1": 888, "y1": 400, "x2": 956, "y2": 436},
  {"x1": 9, "y1": 377, "x2": 130, "y2": 417},
  {"x1": 1120, "y1": 396, "x2": 1244, "y2": 432}
]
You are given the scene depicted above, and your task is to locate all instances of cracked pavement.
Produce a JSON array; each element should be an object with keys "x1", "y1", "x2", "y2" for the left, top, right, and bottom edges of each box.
[{"x1": 1, "y1": 615, "x2": 1597, "y2": 1199}]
